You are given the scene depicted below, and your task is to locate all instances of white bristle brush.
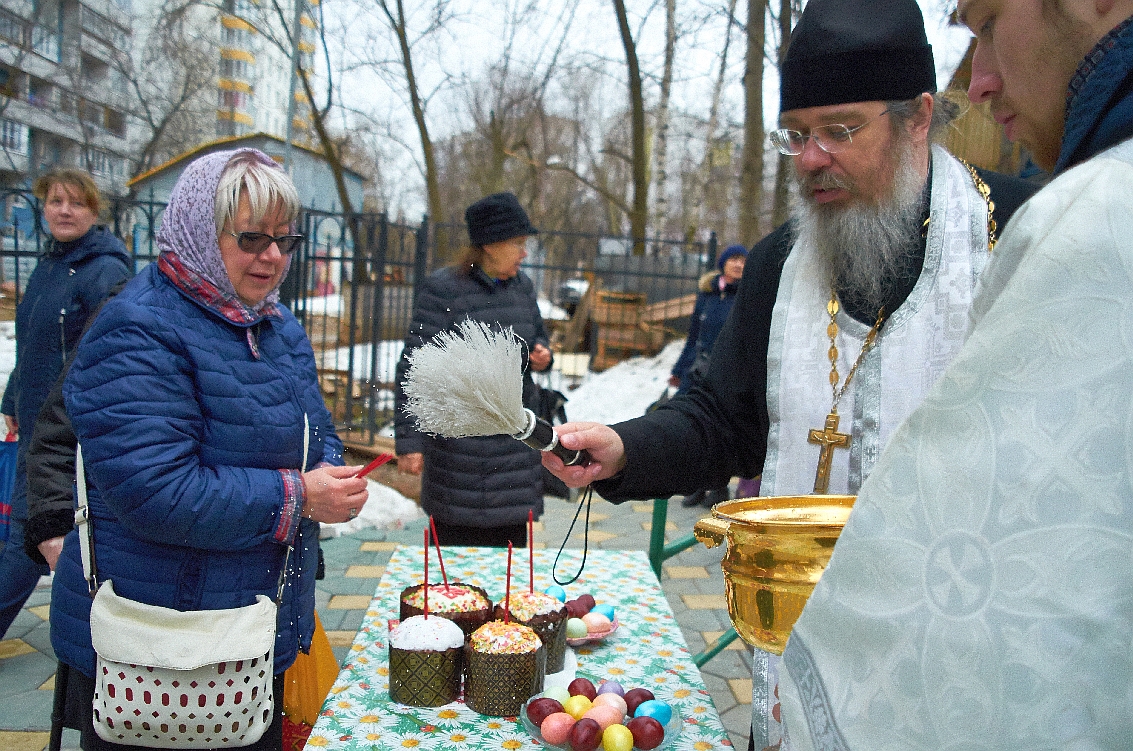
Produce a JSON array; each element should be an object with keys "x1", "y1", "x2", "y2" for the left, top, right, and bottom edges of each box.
[{"x1": 402, "y1": 319, "x2": 590, "y2": 466}]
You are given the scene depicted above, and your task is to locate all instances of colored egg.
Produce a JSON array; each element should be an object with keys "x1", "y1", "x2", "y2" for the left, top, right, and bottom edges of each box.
[
  {"x1": 562, "y1": 694, "x2": 593, "y2": 720},
  {"x1": 592, "y1": 603, "x2": 616, "y2": 622},
  {"x1": 633, "y1": 699, "x2": 672, "y2": 727},
  {"x1": 601, "y1": 723, "x2": 635, "y2": 751},
  {"x1": 582, "y1": 612, "x2": 612, "y2": 633},
  {"x1": 582, "y1": 704, "x2": 623, "y2": 730},
  {"x1": 542, "y1": 686, "x2": 572, "y2": 704},
  {"x1": 596, "y1": 679, "x2": 625, "y2": 697},
  {"x1": 540, "y1": 712, "x2": 576, "y2": 745},
  {"x1": 592, "y1": 692, "x2": 628, "y2": 716},
  {"x1": 544, "y1": 584, "x2": 567, "y2": 602},
  {"x1": 566, "y1": 617, "x2": 589, "y2": 638}
]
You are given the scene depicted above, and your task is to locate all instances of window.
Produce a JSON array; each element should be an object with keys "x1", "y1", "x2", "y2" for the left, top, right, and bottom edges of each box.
[
  {"x1": 0, "y1": 118, "x2": 25, "y2": 152},
  {"x1": 105, "y1": 108, "x2": 126, "y2": 137},
  {"x1": 223, "y1": 26, "x2": 251, "y2": 47},
  {"x1": 0, "y1": 65, "x2": 17, "y2": 98},
  {"x1": 219, "y1": 58, "x2": 249, "y2": 79},
  {"x1": 87, "y1": 148, "x2": 119, "y2": 177},
  {"x1": 28, "y1": 77, "x2": 51, "y2": 108},
  {"x1": 219, "y1": 90, "x2": 247, "y2": 109}
]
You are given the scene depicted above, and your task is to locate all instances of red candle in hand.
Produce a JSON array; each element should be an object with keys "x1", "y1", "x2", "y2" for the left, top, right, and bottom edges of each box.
[{"x1": 504, "y1": 541, "x2": 513, "y2": 624}]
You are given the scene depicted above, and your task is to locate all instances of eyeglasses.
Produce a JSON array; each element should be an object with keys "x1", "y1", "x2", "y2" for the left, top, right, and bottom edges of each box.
[
  {"x1": 769, "y1": 108, "x2": 891, "y2": 156},
  {"x1": 227, "y1": 231, "x2": 304, "y2": 255}
]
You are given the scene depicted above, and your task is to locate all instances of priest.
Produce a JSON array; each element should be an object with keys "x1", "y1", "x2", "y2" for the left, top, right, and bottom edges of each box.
[
  {"x1": 775, "y1": 0, "x2": 1133, "y2": 748},
  {"x1": 543, "y1": 0, "x2": 1035, "y2": 747}
]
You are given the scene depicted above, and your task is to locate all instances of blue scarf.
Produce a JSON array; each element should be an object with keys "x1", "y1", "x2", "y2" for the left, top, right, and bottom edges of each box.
[{"x1": 1055, "y1": 15, "x2": 1133, "y2": 174}]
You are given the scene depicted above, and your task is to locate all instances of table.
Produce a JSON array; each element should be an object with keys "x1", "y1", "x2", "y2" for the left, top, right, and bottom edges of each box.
[{"x1": 305, "y1": 546, "x2": 734, "y2": 750}]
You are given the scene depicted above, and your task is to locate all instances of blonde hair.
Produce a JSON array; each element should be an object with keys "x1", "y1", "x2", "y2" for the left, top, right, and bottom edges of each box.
[
  {"x1": 33, "y1": 169, "x2": 104, "y2": 217},
  {"x1": 214, "y1": 152, "x2": 300, "y2": 236}
]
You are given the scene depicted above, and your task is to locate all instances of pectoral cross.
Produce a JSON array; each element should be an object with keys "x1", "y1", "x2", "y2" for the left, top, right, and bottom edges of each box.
[{"x1": 808, "y1": 411, "x2": 850, "y2": 494}]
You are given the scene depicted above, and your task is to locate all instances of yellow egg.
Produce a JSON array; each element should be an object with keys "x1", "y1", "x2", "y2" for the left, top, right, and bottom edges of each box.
[
  {"x1": 601, "y1": 723, "x2": 634, "y2": 751},
  {"x1": 562, "y1": 694, "x2": 593, "y2": 720}
]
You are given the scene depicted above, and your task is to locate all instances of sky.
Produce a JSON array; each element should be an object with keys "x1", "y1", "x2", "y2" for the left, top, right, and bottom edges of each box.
[{"x1": 325, "y1": 0, "x2": 975, "y2": 217}]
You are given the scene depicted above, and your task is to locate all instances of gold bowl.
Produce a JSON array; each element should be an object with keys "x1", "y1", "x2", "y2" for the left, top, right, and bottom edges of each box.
[{"x1": 693, "y1": 495, "x2": 855, "y2": 655}]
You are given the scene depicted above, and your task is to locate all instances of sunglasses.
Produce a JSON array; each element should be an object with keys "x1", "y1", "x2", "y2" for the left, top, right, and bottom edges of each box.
[{"x1": 227, "y1": 231, "x2": 304, "y2": 255}]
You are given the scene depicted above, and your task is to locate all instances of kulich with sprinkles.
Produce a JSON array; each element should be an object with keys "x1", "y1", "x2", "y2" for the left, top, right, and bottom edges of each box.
[
  {"x1": 465, "y1": 620, "x2": 546, "y2": 715},
  {"x1": 399, "y1": 582, "x2": 492, "y2": 639},
  {"x1": 494, "y1": 591, "x2": 568, "y2": 672}
]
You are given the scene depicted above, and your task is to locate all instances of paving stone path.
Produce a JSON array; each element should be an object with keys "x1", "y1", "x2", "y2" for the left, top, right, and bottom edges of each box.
[{"x1": 0, "y1": 491, "x2": 752, "y2": 751}]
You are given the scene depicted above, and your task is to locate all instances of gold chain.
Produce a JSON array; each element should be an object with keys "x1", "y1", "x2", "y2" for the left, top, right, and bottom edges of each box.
[
  {"x1": 826, "y1": 290, "x2": 885, "y2": 413},
  {"x1": 957, "y1": 158, "x2": 998, "y2": 251}
]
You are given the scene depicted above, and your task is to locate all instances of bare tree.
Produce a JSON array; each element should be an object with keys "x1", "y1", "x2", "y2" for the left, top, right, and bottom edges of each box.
[
  {"x1": 737, "y1": 0, "x2": 766, "y2": 245},
  {"x1": 650, "y1": 0, "x2": 677, "y2": 245},
  {"x1": 770, "y1": 0, "x2": 798, "y2": 227},
  {"x1": 611, "y1": 0, "x2": 648, "y2": 255}
]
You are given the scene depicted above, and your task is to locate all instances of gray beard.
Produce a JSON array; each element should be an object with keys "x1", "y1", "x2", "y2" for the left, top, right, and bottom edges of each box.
[{"x1": 793, "y1": 144, "x2": 927, "y2": 314}]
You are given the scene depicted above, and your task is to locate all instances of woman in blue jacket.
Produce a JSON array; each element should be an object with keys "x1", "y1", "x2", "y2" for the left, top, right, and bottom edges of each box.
[
  {"x1": 0, "y1": 169, "x2": 130, "y2": 639},
  {"x1": 57, "y1": 149, "x2": 368, "y2": 750}
]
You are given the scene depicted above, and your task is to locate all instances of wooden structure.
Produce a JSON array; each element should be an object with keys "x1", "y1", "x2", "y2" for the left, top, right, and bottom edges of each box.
[{"x1": 589, "y1": 289, "x2": 667, "y2": 371}]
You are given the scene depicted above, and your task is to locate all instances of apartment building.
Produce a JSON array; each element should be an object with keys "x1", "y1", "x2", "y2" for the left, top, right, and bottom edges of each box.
[{"x1": 0, "y1": 0, "x2": 133, "y2": 196}]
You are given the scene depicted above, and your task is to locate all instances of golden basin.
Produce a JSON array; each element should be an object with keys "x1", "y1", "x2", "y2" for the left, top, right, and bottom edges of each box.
[{"x1": 693, "y1": 495, "x2": 855, "y2": 655}]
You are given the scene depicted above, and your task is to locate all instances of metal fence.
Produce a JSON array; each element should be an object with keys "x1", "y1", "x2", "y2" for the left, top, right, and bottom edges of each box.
[{"x1": 1, "y1": 189, "x2": 715, "y2": 446}]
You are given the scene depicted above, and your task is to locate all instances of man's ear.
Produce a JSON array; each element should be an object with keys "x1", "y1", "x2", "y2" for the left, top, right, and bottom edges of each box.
[{"x1": 909, "y1": 93, "x2": 935, "y2": 142}]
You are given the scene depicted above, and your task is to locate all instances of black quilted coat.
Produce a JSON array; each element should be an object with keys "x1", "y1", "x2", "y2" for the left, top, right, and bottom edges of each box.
[{"x1": 394, "y1": 264, "x2": 551, "y2": 527}]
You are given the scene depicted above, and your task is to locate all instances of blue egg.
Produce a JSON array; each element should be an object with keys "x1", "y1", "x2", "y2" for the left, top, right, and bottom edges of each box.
[
  {"x1": 592, "y1": 603, "x2": 615, "y2": 622},
  {"x1": 544, "y1": 584, "x2": 567, "y2": 602},
  {"x1": 634, "y1": 699, "x2": 672, "y2": 726}
]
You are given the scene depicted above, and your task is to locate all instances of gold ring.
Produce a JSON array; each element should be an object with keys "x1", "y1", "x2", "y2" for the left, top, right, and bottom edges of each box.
[{"x1": 349, "y1": 508, "x2": 358, "y2": 519}]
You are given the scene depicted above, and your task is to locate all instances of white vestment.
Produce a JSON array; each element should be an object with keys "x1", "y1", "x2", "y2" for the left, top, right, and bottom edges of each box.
[
  {"x1": 780, "y1": 139, "x2": 1133, "y2": 750},
  {"x1": 753, "y1": 145, "x2": 994, "y2": 749}
]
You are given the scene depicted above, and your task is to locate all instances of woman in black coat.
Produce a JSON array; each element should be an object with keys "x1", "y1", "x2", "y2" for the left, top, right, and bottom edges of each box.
[{"x1": 394, "y1": 193, "x2": 552, "y2": 547}]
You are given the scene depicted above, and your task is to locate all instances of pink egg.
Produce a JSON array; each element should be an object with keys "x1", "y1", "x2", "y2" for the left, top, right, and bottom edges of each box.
[
  {"x1": 592, "y1": 692, "x2": 628, "y2": 716},
  {"x1": 582, "y1": 704, "x2": 624, "y2": 731},
  {"x1": 540, "y1": 712, "x2": 576, "y2": 745},
  {"x1": 582, "y1": 612, "x2": 612, "y2": 633}
]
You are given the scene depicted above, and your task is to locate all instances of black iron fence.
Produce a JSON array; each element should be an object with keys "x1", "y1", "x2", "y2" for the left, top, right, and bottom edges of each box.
[{"x1": 1, "y1": 189, "x2": 715, "y2": 446}]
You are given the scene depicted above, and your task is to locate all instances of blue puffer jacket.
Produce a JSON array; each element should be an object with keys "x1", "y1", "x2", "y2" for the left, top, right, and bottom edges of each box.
[
  {"x1": 56, "y1": 260, "x2": 341, "y2": 678},
  {"x1": 394, "y1": 265, "x2": 549, "y2": 527},
  {"x1": 1, "y1": 225, "x2": 130, "y2": 438}
]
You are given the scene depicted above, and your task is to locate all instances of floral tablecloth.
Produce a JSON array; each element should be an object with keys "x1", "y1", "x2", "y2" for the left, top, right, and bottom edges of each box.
[{"x1": 305, "y1": 546, "x2": 733, "y2": 750}]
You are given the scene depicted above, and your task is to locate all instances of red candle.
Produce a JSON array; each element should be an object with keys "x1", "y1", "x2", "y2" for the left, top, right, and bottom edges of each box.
[
  {"x1": 428, "y1": 516, "x2": 449, "y2": 589},
  {"x1": 528, "y1": 509, "x2": 534, "y2": 593},
  {"x1": 504, "y1": 541, "x2": 513, "y2": 624},
  {"x1": 354, "y1": 452, "x2": 394, "y2": 478},
  {"x1": 423, "y1": 527, "x2": 429, "y2": 619}
]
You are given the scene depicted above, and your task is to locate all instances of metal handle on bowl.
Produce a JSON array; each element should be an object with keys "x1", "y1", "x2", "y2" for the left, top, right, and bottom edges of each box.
[{"x1": 693, "y1": 517, "x2": 729, "y2": 549}]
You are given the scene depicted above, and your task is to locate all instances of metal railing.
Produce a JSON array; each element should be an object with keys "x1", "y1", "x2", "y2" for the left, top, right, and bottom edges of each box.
[{"x1": 1, "y1": 191, "x2": 717, "y2": 446}]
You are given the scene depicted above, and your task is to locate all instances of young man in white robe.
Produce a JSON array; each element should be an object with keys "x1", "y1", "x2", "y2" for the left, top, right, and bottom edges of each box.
[{"x1": 775, "y1": 0, "x2": 1133, "y2": 748}]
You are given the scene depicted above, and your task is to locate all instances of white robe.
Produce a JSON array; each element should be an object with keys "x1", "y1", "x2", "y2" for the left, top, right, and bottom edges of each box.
[
  {"x1": 780, "y1": 139, "x2": 1133, "y2": 750},
  {"x1": 753, "y1": 145, "x2": 994, "y2": 750}
]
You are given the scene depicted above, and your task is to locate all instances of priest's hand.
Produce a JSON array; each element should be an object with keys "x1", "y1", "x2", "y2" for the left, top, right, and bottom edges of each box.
[{"x1": 541, "y1": 422, "x2": 626, "y2": 487}]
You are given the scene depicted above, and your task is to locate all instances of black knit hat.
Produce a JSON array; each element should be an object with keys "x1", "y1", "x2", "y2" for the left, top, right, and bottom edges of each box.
[
  {"x1": 465, "y1": 192, "x2": 538, "y2": 246},
  {"x1": 780, "y1": 0, "x2": 936, "y2": 113}
]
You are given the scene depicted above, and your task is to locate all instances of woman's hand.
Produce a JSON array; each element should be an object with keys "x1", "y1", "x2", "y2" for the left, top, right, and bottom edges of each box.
[
  {"x1": 540, "y1": 422, "x2": 626, "y2": 487},
  {"x1": 38, "y1": 536, "x2": 65, "y2": 571},
  {"x1": 530, "y1": 343, "x2": 552, "y2": 372},
  {"x1": 397, "y1": 452, "x2": 424, "y2": 475},
  {"x1": 301, "y1": 465, "x2": 369, "y2": 523}
]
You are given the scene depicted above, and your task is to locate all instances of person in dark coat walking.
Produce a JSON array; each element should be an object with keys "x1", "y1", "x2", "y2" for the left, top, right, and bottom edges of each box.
[
  {"x1": 394, "y1": 192, "x2": 552, "y2": 547},
  {"x1": 669, "y1": 244, "x2": 750, "y2": 507},
  {"x1": 0, "y1": 169, "x2": 131, "y2": 639}
]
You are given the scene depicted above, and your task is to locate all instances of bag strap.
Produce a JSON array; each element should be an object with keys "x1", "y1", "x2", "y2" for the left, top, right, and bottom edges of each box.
[{"x1": 77, "y1": 413, "x2": 312, "y2": 603}]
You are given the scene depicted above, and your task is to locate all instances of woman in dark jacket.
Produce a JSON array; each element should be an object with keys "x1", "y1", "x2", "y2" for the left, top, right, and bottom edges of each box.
[
  {"x1": 394, "y1": 192, "x2": 552, "y2": 547},
  {"x1": 669, "y1": 243, "x2": 748, "y2": 507},
  {"x1": 0, "y1": 169, "x2": 131, "y2": 640},
  {"x1": 57, "y1": 149, "x2": 368, "y2": 750}
]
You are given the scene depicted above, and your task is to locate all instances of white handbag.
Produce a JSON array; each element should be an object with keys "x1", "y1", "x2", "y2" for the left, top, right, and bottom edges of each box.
[{"x1": 76, "y1": 419, "x2": 308, "y2": 748}]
